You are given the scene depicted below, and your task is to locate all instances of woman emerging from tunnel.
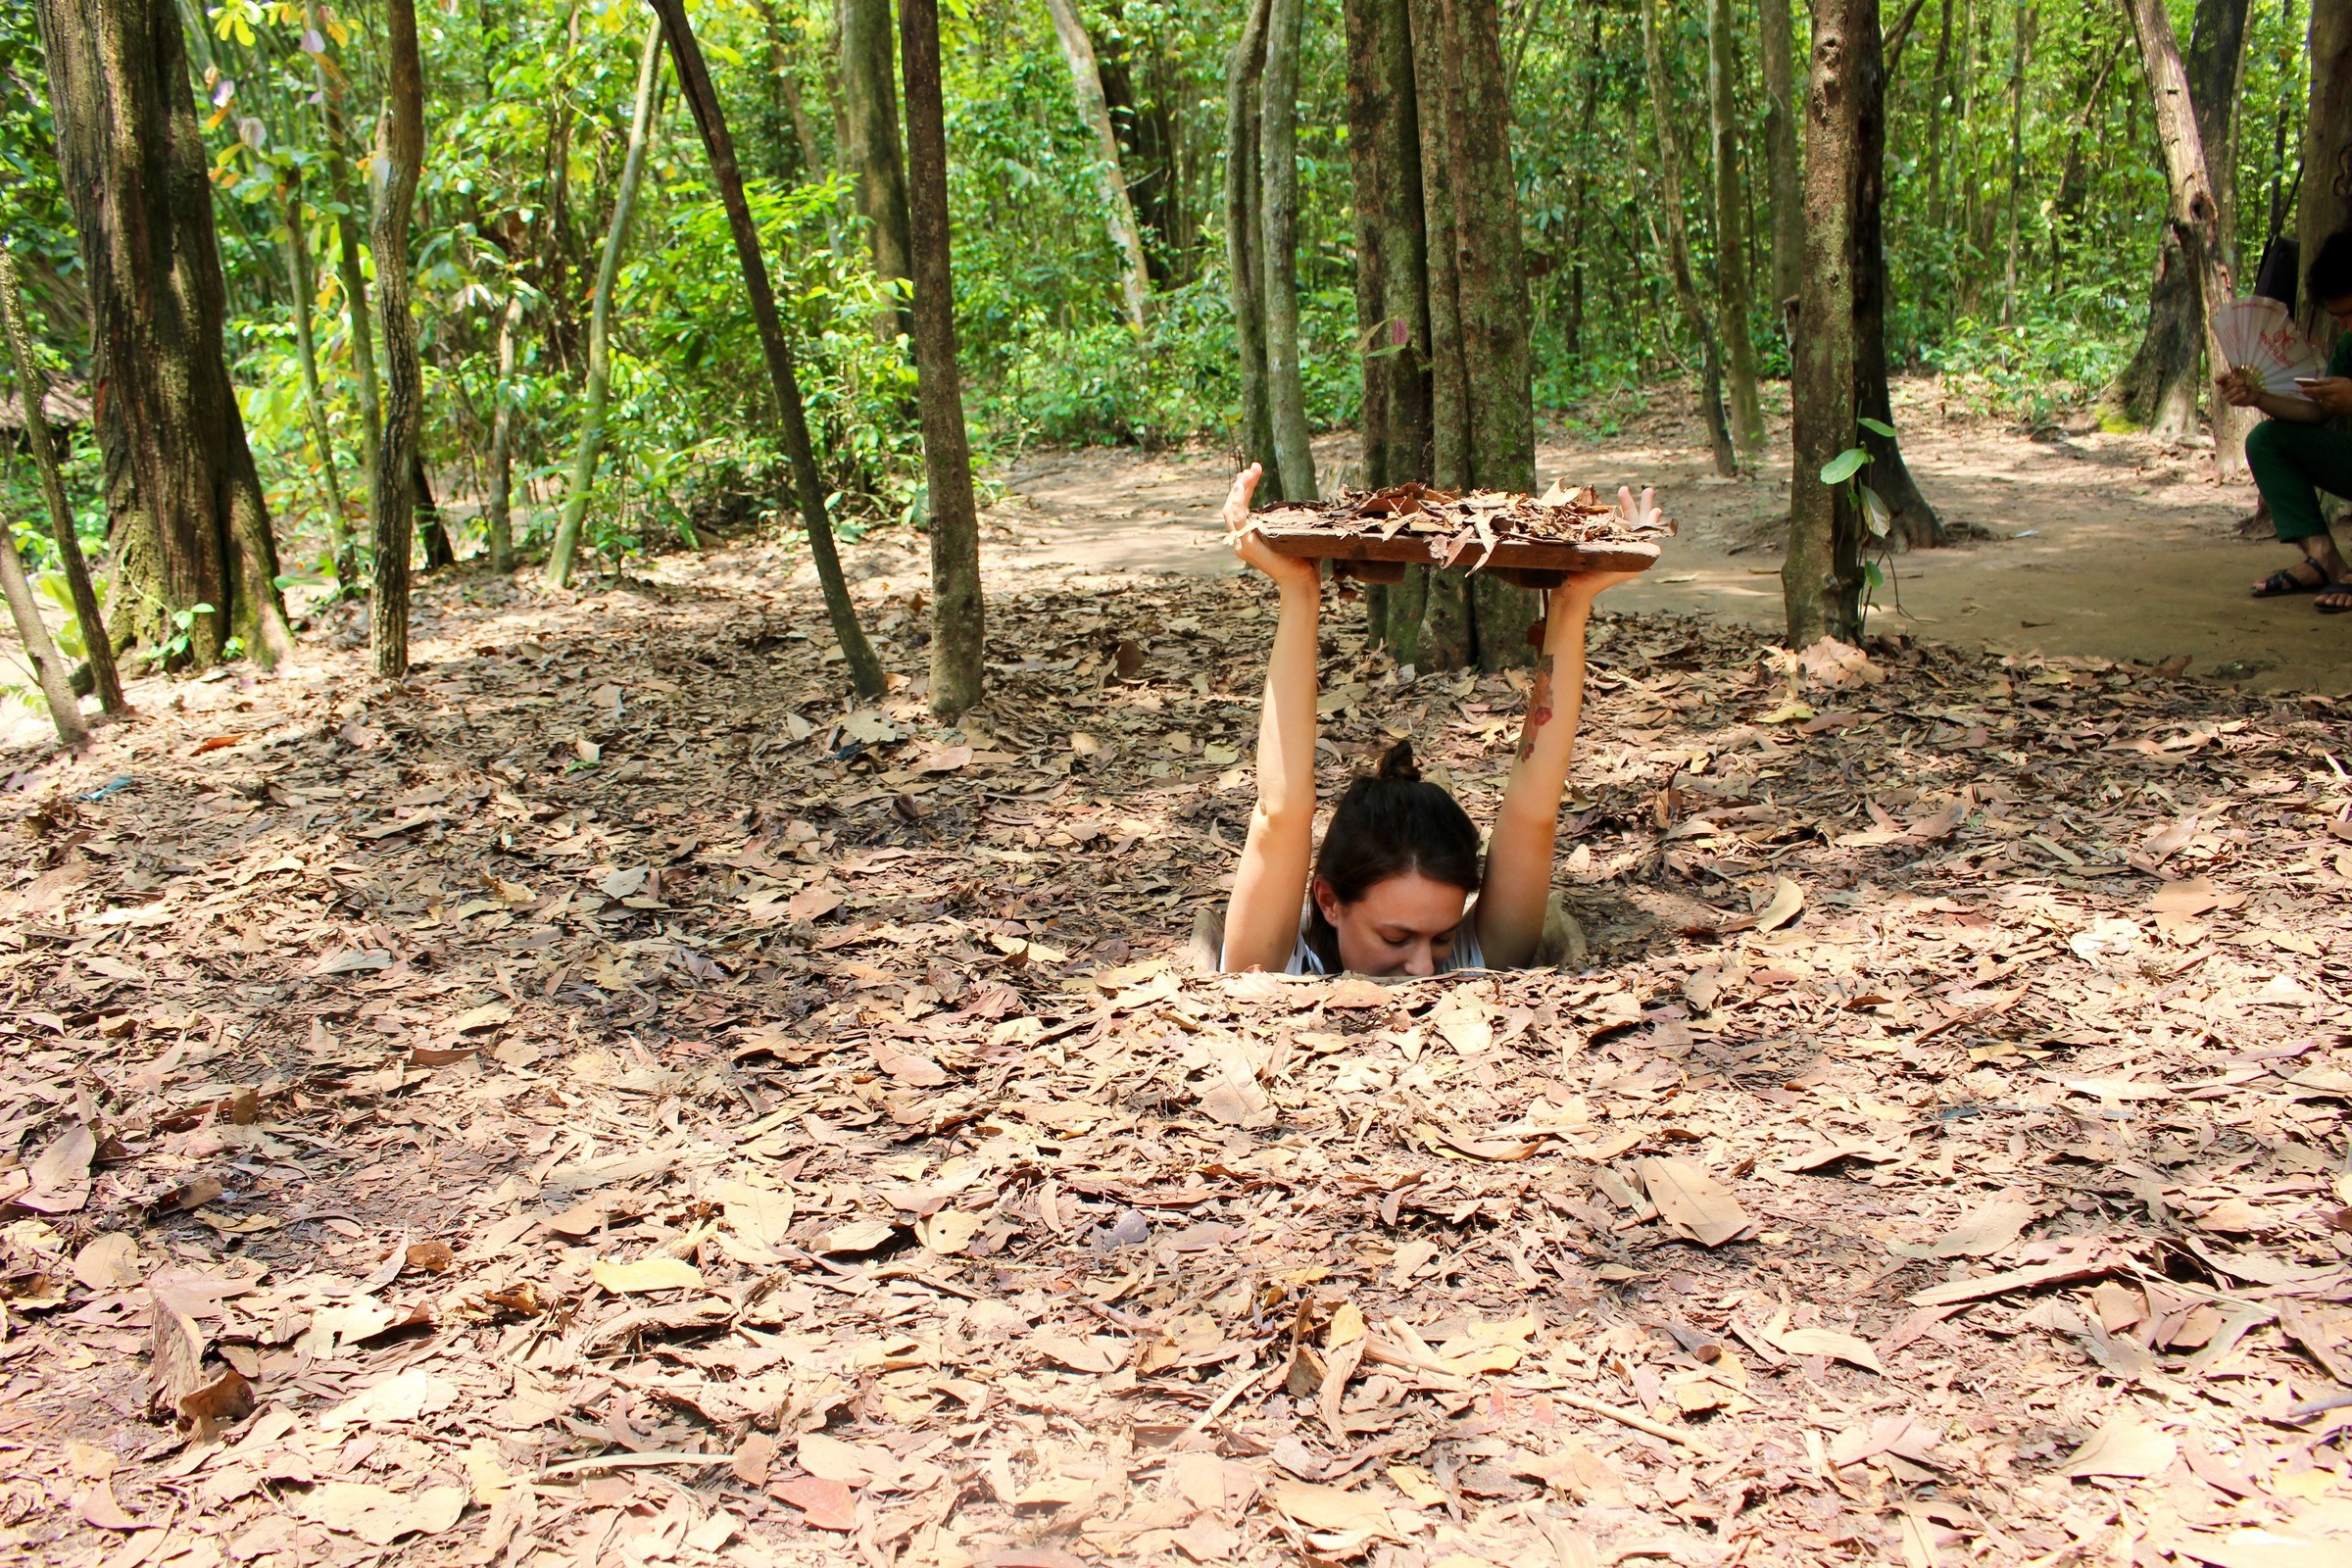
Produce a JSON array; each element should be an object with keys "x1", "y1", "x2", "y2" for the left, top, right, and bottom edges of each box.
[{"x1": 1216, "y1": 464, "x2": 1654, "y2": 976}]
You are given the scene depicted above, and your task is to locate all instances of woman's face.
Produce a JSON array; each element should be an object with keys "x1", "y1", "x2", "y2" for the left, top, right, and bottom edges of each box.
[{"x1": 1314, "y1": 871, "x2": 1470, "y2": 976}]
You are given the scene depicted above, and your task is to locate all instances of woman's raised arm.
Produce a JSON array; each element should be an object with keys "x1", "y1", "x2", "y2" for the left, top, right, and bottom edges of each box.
[
  {"x1": 1475, "y1": 486, "x2": 1656, "y2": 967},
  {"x1": 1219, "y1": 465, "x2": 1326, "y2": 971}
]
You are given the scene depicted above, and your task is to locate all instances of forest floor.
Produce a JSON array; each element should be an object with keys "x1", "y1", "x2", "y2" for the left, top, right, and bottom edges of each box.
[
  {"x1": 994, "y1": 377, "x2": 2352, "y2": 695},
  {"x1": 5, "y1": 387, "x2": 2352, "y2": 1568}
]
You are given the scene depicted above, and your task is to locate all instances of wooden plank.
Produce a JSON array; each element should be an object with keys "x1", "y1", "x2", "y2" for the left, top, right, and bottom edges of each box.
[{"x1": 1255, "y1": 525, "x2": 1661, "y2": 577}]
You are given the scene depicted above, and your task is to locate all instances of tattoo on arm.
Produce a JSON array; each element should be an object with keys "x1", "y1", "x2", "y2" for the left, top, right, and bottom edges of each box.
[{"x1": 1516, "y1": 653, "x2": 1556, "y2": 761}]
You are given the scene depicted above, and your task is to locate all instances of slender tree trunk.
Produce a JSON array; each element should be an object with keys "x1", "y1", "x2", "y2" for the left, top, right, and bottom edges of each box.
[
  {"x1": 2112, "y1": 0, "x2": 2252, "y2": 437},
  {"x1": 1225, "y1": 0, "x2": 1282, "y2": 497},
  {"x1": 547, "y1": 19, "x2": 663, "y2": 589},
  {"x1": 1344, "y1": 0, "x2": 1432, "y2": 654},
  {"x1": 840, "y1": 0, "x2": 912, "y2": 337},
  {"x1": 1851, "y1": 0, "x2": 1941, "y2": 547},
  {"x1": 1259, "y1": 0, "x2": 1317, "y2": 501},
  {"x1": 1408, "y1": 0, "x2": 1467, "y2": 497},
  {"x1": 0, "y1": 247, "x2": 117, "y2": 721},
  {"x1": 1342, "y1": 0, "x2": 1432, "y2": 497},
  {"x1": 1760, "y1": 0, "x2": 1803, "y2": 328},
  {"x1": 2125, "y1": 0, "x2": 2248, "y2": 477},
  {"x1": 370, "y1": 0, "x2": 424, "y2": 677},
  {"x1": 1642, "y1": 0, "x2": 1738, "y2": 478},
  {"x1": 308, "y1": 0, "x2": 381, "y2": 502},
  {"x1": 1928, "y1": 0, "x2": 1951, "y2": 234},
  {"x1": 34, "y1": 0, "x2": 292, "y2": 669},
  {"x1": 1788, "y1": 0, "x2": 1869, "y2": 644},
  {"x1": 281, "y1": 175, "x2": 350, "y2": 573},
  {"x1": 2001, "y1": 2, "x2": 2030, "y2": 318},
  {"x1": 653, "y1": 0, "x2": 886, "y2": 701},
  {"x1": 757, "y1": 0, "x2": 797, "y2": 183},
  {"x1": 484, "y1": 288, "x2": 523, "y2": 573},
  {"x1": 1044, "y1": 0, "x2": 1151, "y2": 330},
  {"x1": 899, "y1": 0, "x2": 984, "y2": 716},
  {"x1": 2300, "y1": 0, "x2": 2352, "y2": 356},
  {"x1": 782, "y1": 68, "x2": 824, "y2": 180},
  {"x1": 1707, "y1": 0, "x2": 1766, "y2": 456},
  {"x1": 416, "y1": 452, "x2": 457, "y2": 569},
  {"x1": 0, "y1": 514, "x2": 83, "y2": 746},
  {"x1": 545, "y1": 3, "x2": 584, "y2": 369},
  {"x1": 1405, "y1": 0, "x2": 1469, "y2": 667}
]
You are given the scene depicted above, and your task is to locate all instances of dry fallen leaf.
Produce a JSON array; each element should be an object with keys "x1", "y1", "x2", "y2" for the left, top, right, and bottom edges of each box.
[
  {"x1": 1637, "y1": 1156, "x2": 1751, "y2": 1246},
  {"x1": 2057, "y1": 1411, "x2": 2177, "y2": 1479},
  {"x1": 1766, "y1": 1325, "x2": 1885, "y2": 1374},
  {"x1": 589, "y1": 1255, "x2": 705, "y2": 1294},
  {"x1": 1754, "y1": 876, "x2": 1805, "y2": 932},
  {"x1": 1929, "y1": 1200, "x2": 2036, "y2": 1257},
  {"x1": 70, "y1": 1232, "x2": 144, "y2": 1291}
]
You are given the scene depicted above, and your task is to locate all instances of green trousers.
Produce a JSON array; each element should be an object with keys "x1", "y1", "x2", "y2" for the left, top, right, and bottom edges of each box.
[{"x1": 2244, "y1": 417, "x2": 2352, "y2": 543}]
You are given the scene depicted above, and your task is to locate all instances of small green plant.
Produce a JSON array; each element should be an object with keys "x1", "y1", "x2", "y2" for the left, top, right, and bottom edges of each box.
[
  {"x1": 148, "y1": 602, "x2": 217, "y2": 667},
  {"x1": 1819, "y1": 416, "x2": 1902, "y2": 622}
]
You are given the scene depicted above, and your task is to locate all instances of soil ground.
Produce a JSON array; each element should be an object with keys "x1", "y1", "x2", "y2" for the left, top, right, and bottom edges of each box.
[
  {"x1": 996, "y1": 380, "x2": 2352, "y2": 696},
  {"x1": 3, "y1": 393, "x2": 2351, "y2": 1568}
]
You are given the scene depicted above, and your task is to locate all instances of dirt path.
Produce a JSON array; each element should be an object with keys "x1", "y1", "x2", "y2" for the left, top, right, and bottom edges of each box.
[{"x1": 996, "y1": 384, "x2": 2352, "y2": 694}]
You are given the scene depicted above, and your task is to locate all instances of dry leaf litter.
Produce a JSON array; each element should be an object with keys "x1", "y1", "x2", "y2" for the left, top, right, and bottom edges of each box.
[{"x1": 3, "y1": 539, "x2": 2351, "y2": 1568}]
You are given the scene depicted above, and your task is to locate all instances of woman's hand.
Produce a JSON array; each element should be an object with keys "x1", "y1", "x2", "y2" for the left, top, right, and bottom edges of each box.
[
  {"x1": 2216, "y1": 367, "x2": 2265, "y2": 408},
  {"x1": 1224, "y1": 464, "x2": 1321, "y2": 594},
  {"x1": 1555, "y1": 486, "x2": 1660, "y2": 604},
  {"x1": 2305, "y1": 376, "x2": 2352, "y2": 416}
]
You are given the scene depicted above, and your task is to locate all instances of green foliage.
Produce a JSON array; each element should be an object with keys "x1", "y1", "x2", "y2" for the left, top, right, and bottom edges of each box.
[{"x1": 0, "y1": 0, "x2": 2327, "y2": 614}]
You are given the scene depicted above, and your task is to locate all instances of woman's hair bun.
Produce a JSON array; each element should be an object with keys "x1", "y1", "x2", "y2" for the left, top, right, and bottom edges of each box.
[{"x1": 1375, "y1": 738, "x2": 1421, "y2": 783}]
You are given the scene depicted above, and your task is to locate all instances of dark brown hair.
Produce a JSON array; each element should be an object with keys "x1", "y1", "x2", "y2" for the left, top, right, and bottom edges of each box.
[{"x1": 1303, "y1": 740, "x2": 1481, "y2": 969}]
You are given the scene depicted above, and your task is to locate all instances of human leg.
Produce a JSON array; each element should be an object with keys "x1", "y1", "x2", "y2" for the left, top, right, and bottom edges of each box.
[{"x1": 2243, "y1": 420, "x2": 2352, "y2": 594}]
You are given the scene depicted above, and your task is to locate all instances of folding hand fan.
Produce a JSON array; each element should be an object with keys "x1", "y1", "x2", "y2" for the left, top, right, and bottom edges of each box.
[{"x1": 2214, "y1": 297, "x2": 2325, "y2": 396}]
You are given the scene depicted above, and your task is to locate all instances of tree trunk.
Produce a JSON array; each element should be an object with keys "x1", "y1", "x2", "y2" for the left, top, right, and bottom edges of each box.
[
  {"x1": 1342, "y1": 0, "x2": 1432, "y2": 496},
  {"x1": 281, "y1": 174, "x2": 350, "y2": 572},
  {"x1": 1707, "y1": 0, "x2": 1766, "y2": 457},
  {"x1": 0, "y1": 247, "x2": 125, "y2": 714},
  {"x1": 1642, "y1": 0, "x2": 1739, "y2": 479},
  {"x1": 1260, "y1": 0, "x2": 1317, "y2": 501},
  {"x1": 0, "y1": 513, "x2": 84, "y2": 746},
  {"x1": 1418, "y1": 0, "x2": 1539, "y2": 668},
  {"x1": 1409, "y1": 0, "x2": 1468, "y2": 497},
  {"x1": 1344, "y1": 0, "x2": 1432, "y2": 655},
  {"x1": 2001, "y1": 3, "x2": 2030, "y2": 318},
  {"x1": 2112, "y1": 0, "x2": 2251, "y2": 437},
  {"x1": 1787, "y1": 0, "x2": 1868, "y2": 645},
  {"x1": 548, "y1": 18, "x2": 664, "y2": 590},
  {"x1": 416, "y1": 451, "x2": 458, "y2": 569},
  {"x1": 2301, "y1": 0, "x2": 2352, "y2": 356},
  {"x1": 1225, "y1": 0, "x2": 1282, "y2": 498},
  {"x1": 484, "y1": 288, "x2": 524, "y2": 573},
  {"x1": 2125, "y1": 0, "x2": 2248, "y2": 477},
  {"x1": 1927, "y1": 0, "x2": 1951, "y2": 233},
  {"x1": 653, "y1": 0, "x2": 887, "y2": 701},
  {"x1": 308, "y1": 0, "x2": 381, "y2": 504},
  {"x1": 1761, "y1": 0, "x2": 1803, "y2": 328},
  {"x1": 899, "y1": 0, "x2": 985, "y2": 716},
  {"x1": 840, "y1": 0, "x2": 912, "y2": 337},
  {"x1": 1851, "y1": 1, "x2": 1942, "y2": 547},
  {"x1": 368, "y1": 0, "x2": 425, "y2": 677},
  {"x1": 1223, "y1": 0, "x2": 1279, "y2": 496},
  {"x1": 34, "y1": 0, "x2": 292, "y2": 670},
  {"x1": 757, "y1": 0, "x2": 798, "y2": 183},
  {"x1": 1043, "y1": 0, "x2": 1151, "y2": 330}
]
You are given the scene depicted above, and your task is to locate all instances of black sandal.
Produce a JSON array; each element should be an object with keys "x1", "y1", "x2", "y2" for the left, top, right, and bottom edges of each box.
[
  {"x1": 2254, "y1": 565, "x2": 2330, "y2": 598},
  {"x1": 2319, "y1": 582, "x2": 2352, "y2": 615}
]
